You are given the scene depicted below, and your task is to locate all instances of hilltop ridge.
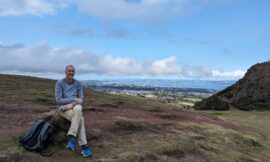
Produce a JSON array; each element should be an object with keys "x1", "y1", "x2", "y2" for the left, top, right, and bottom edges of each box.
[{"x1": 194, "y1": 61, "x2": 270, "y2": 110}]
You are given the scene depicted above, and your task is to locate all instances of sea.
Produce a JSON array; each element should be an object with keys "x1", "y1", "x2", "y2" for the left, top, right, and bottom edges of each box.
[{"x1": 85, "y1": 78, "x2": 237, "y2": 91}]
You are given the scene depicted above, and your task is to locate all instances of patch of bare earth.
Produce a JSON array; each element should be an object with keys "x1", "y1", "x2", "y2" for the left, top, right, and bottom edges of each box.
[{"x1": 0, "y1": 100, "x2": 253, "y2": 138}]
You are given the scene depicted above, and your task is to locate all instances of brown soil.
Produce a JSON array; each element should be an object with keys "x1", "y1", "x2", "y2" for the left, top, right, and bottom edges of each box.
[{"x1": 0, "y1": 100, "x2": 252, "y2": 137}]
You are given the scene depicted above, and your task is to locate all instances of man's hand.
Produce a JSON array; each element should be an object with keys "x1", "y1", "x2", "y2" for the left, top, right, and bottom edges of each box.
[
  {"x1": 65, "y1": 103, "x2": 74, "y2": 110},
  {"x1": 74, "y1": 98, "x2": 83, "y2": 104}
]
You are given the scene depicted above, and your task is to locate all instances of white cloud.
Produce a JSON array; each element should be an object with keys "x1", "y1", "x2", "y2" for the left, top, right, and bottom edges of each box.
[
  {"x1": 106, "y1": 29, "x2": 131, "y2": 38},
  {"x1": 0, "y1": 42, "x2": 245, "y2": 79},
  {"x1": 212, "y1": 70, "x2": 245, "y2": 79},
  {"x1": 77, "y1": 0, "x2": 198, "y2": 22},
  {"x1": 0, "y1": 42, "x2": 142, "y2": 76},
  {"x1": 150, "y1": 56, "x2": 181, "y2": 75},
  {"x1": 76, "y1": 0, "x2": 235, "y2": 22},
  {"x1": 0, "y1": 0, "x2": 70, "y2": 16},
  {"x1": 0, "y1": 0, "x2": 235, "y2": 23}
]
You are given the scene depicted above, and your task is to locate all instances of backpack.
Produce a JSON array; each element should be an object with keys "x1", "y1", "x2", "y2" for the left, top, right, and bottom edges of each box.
[{"x1": 19, "y1": 119, "x2": 56, "y2": 156}]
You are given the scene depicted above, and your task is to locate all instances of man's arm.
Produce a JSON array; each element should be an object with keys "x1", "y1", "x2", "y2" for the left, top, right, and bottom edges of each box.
[
  {"x1": 74, "y1": 82, "x2": 84, "y2": 104},
  {"x1": 55, "y1": 81, "x2": 75, "y2": 105}
]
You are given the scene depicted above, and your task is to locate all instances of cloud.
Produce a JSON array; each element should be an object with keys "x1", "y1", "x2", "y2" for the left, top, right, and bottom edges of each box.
[
  {"x1": 212, "y1": 70, "x2": 245, "y2": 79},
  {"x1": 68, "y1": 29, "x2": 94, "y2": 38},
  {"x1": 0, "y1": 43, "x2": 25, "y2": 49},
  {"x1": 36, "y1": 24, "x2": 95, "y2": 38},
  {"x1": 77, "y1": 0, "x2": 198, "y2": 22},
  {"x1": 0, "y1": 41, "x2": 98, "y2": 73},
  {"x1": 0, "y1": 0, "x2": 70, "y2": 16},
  {"x1": 223, "y1": 48, "x2": 231, "y2": 54},
  {"x1": 36, "y1": 24, "x2": 66, "y2": 35},
  {"x1": 0, "y1": 42, "x2": 245, "y2": 79},
  {"x1": 76, "y1": 0, "x2": 235, "y2": 23},
  {"x1": 149, "y1": 56, "x2": 181, "y2": 75},
  {"x1": 106, "y1": 29, "x2": 131, "y2": 38},
  {"x1": 37, "y1": 23, "x2": 132, "y2": 39},
  {"x1": 0, "y1": 0, "x2": 235, "y2": 24}
]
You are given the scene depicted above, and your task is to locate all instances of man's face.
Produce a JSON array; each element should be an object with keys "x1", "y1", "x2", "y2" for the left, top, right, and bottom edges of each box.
[{"x1": 65, "y1": 66, "x2": 75, "y2": 79}]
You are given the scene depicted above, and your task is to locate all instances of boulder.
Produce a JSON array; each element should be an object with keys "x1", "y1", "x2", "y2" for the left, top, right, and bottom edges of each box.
[{"x1": 38, "y1": 109, "x2": 70, "y2": 144}]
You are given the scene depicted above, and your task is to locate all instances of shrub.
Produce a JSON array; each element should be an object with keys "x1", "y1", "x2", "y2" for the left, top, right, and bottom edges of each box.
[
  {"x1": 194, "y1": 97, "x2": 229, "y2": 111},
  {"x1": 232, "y1": 97, "x2": 270, "y2": 111}
]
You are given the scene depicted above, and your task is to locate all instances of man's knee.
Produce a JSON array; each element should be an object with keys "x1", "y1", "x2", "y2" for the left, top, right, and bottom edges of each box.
[{"x1": 73, "y1": 105, "x2": 82, "y2": 112}]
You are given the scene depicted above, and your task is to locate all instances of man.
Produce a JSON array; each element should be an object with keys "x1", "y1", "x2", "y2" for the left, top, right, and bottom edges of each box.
[{"x1": 55, "y1": 65, "x2": 92, "y2": 157}]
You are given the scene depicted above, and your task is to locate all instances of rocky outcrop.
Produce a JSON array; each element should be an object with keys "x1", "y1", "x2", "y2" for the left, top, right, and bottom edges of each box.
[
  {"x1": 39, "y1": 109, "x2": 71, "y2": 144},
  {"x1": 194, "y1": 61, "x2": 270, "y2": 110}
]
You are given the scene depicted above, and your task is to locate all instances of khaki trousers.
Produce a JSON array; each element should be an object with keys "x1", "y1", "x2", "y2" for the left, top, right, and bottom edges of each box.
[{"x1": 59, "y1": 104, "x2": 87, "y2": 146}]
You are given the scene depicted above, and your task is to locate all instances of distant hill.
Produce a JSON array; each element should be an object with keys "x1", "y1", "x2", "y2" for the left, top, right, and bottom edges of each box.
[{"x1": 194, "y1": 61, "x2": 270, "y2": 110}]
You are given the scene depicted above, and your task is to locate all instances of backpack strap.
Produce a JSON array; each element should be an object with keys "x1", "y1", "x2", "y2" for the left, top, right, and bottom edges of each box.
[
  {"x1": 37, "y1": 122, "x2": 51, "y2": 149},
  {"x1": 37, "y1": 122, "x2": 56, "y2": 156}
]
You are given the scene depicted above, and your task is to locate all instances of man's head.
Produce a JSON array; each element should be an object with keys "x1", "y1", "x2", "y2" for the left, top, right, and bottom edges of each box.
[{"x1": 65, "y1": 65, "x2": 75, "y2": 80}]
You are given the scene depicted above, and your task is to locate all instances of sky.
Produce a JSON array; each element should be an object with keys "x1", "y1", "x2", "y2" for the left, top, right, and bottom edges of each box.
[{"x1": 0, "y1": 0, "x2": 269, "y2": 80}]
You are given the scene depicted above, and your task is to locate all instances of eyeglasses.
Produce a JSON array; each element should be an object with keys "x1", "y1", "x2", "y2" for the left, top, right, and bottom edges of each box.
[{"x1": 67, "y1": 70, "x2": 75, "y2": 72}]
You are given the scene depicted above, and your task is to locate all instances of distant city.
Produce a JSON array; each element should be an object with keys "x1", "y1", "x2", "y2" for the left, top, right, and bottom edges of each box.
[
  {"x1": 82, "y1": 78, "x2": 235, "y2": 90},
  {"x1": 82, "y1": 79, "x2": 236, "y2": 107}
]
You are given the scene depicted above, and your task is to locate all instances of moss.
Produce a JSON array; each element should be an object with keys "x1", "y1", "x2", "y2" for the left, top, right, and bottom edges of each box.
[
  {"x1": 95, "y1": 143, "x2": 106, "y2": 148},
  {"x1": 238, "y1": 155, "x2": 257, "y2": 162},
  {"x1": 97, "y1": 158, "x2": 115, "y2": 162},
  {"x1": 200, "y1": 145, "x2": 220, "y2": 154},
  {"x1": 155, "y1": 136, "x2": 201, "y2": 160},
  {"x1": 117, "y1": 151, "x2": 141, "y2": 162},
  {"x1": 211, "y1": 112, "x2": 225, "y2": 116},
  {"x1": 227, "y1": 132, "x2": 263, "y2": 149}
]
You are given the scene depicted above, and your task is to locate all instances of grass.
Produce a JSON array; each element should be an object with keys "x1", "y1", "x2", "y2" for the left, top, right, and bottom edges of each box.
[
  {"x1": 198, "y1": 110, "x2": 270, "y2": 162},
  {"x1": 2, "y1": 111, "x2": 270, "y2": 162},
  {"x1": 207, "y1": 110, "x2": 270, "y2": 138},
  {"x1": 1, "y1": 74, "x2": 270, "y2": 162},
  {"x1": 91, "y1": 120, "x2": 270, "y2": 161}
]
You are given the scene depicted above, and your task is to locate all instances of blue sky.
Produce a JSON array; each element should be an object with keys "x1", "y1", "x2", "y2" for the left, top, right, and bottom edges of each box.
[{"x1": 0, "y1": 0, "x2": 269, "y2": 80}]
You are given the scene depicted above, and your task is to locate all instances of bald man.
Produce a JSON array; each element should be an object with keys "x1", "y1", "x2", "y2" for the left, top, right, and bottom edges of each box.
[{"x1": 55, "y1": 65, "x2": 92, "y2": 157}]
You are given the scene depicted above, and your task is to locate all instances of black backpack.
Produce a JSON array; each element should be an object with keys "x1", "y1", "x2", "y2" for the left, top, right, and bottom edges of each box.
[{"x1": 19, "y1": 119, "x2": 56, "y2": 156}]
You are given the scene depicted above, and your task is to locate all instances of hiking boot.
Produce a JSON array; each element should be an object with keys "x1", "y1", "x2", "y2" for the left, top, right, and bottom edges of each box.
[
  {"x1": 81, "y1": 145, "x2": 92, "y2": 157},
  {"x1": 66, "y1": 136, "x2": 76, "y2": 151}
]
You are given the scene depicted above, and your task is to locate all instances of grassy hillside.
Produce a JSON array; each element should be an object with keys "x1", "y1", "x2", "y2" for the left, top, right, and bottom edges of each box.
[
  {"x1": 0, "y1": 74, "x2": 270, "y2": 162},
  {"x1": 194, "y1": 62, "x2": 270, "y2": 111}
]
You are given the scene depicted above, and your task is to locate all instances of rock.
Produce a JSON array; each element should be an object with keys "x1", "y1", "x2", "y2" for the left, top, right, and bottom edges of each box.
[
  {"x1": 39, "y1": 109, "x2": 71, "y2": 144},
  {"x1": 42, "y1": 109, "x2": 71, "y2": 132}
]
